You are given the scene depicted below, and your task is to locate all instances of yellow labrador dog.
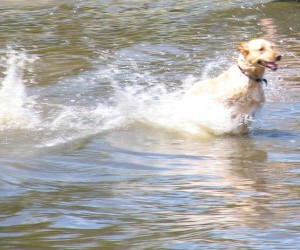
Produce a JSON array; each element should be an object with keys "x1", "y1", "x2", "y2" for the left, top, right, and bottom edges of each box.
[{"x1": 189, "y1": 38, "x2": 281, "y2": 134}]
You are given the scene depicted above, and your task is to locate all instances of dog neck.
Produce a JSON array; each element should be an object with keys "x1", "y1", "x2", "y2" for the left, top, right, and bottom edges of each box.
[{"x1": 237, "y1": 54, "x2": 267, "y2": 84}]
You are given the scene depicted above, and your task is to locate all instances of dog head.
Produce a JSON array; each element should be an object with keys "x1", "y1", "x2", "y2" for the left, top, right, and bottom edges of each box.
[{"x1": 238, "y1": 39, "x2": 281, "y2": 71}]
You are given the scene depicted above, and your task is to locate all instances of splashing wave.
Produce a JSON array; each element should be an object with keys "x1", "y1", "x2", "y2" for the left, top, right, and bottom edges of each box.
[{"x1": 0, "y1": 48, "x2": 263, "y2": 148}]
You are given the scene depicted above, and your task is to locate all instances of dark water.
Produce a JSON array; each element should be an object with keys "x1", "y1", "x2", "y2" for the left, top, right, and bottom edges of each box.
[{"x1": 0, "y1": 1, "x2": 299, "y2": 249}]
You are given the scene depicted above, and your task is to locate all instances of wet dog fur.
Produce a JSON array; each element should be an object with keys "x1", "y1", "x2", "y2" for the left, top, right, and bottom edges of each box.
[{"x1": 189, "y1": 39, "x2": 281, "y2": 134}]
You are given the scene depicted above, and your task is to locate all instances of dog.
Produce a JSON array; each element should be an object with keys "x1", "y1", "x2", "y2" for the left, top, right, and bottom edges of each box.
[{"x1": 189, "y1": 38, "x2": 281, "y2": 134}]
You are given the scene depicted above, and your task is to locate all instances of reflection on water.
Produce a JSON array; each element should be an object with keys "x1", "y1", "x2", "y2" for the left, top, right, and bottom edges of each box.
[
  {"x1": 0, "y1": 0, "x2": 299, "y2": 249},
  {"x1": 1, "y1": 131, "x2": 299, "y2": 249}
]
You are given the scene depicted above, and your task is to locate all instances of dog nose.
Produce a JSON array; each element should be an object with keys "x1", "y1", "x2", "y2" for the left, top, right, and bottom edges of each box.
[{"x1": 276, "y1": 55, "x2": 282, "y2": 61}]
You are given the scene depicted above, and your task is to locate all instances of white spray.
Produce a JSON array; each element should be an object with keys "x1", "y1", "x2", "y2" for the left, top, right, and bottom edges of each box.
[{"x1": 0, "y1": 50, "x2": 39, "y2": 129}]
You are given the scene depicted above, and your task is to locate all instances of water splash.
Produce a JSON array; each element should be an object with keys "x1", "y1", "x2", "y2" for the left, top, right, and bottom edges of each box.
[
  {"x1": 41, "y1": 104, "x2": 126, "y2": 147},
  {"x1": 0, "y1": 50, "x2": 40, "y2": 129},
  {"x1": 112, "y1": 79, "x2": 247, "y2": 136},
  {"x1": 106, "y1": 53, "x2": 255, "y2": 136},
  {"x1": 0, "y1": 48, "x2": 266, "y2": 149}
]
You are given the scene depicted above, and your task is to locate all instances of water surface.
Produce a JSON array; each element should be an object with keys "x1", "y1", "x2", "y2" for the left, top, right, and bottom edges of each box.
[{"x1": 0, "y1": 1, "x2": 299, "y2": 249}]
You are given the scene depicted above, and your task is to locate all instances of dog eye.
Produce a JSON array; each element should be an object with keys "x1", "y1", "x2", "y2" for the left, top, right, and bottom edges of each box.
[{"x1": 259, "y1": 47, "x2": 265, "y2": 51}]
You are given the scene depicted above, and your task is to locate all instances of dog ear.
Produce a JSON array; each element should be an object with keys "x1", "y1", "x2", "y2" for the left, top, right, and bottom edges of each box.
[{"x1": 237, "y1": 42, "x2": 249, "y2": 56}]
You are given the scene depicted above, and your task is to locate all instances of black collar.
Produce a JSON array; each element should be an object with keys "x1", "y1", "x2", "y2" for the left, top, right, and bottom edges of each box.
[{"x1": 238, "y1": 65, "x2": 267, "y2": 85}]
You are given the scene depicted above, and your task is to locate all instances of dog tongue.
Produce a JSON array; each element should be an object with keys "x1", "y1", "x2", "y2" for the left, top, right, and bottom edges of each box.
[{"x1": 266, "y1": 62, "x2": 278, "y2": 71}]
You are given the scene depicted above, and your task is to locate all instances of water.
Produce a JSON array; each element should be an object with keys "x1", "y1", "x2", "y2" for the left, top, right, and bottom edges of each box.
[{"x1": 0, "y1": 1, "x2": 299, "y2": 249}]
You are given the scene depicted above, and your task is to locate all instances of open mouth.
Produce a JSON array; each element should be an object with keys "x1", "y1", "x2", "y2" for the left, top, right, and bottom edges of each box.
[{"x1": 257, "y1": 60, "x2": 278, "y2": 71}]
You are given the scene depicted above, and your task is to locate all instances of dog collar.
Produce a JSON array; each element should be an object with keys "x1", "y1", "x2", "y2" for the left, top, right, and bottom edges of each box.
[
  {"x1": 238, "y1": 65, "x2": 267, "y2": 85},
  {"x1": 256, "y1": 78, "x2": 268, "y2": 84}
]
